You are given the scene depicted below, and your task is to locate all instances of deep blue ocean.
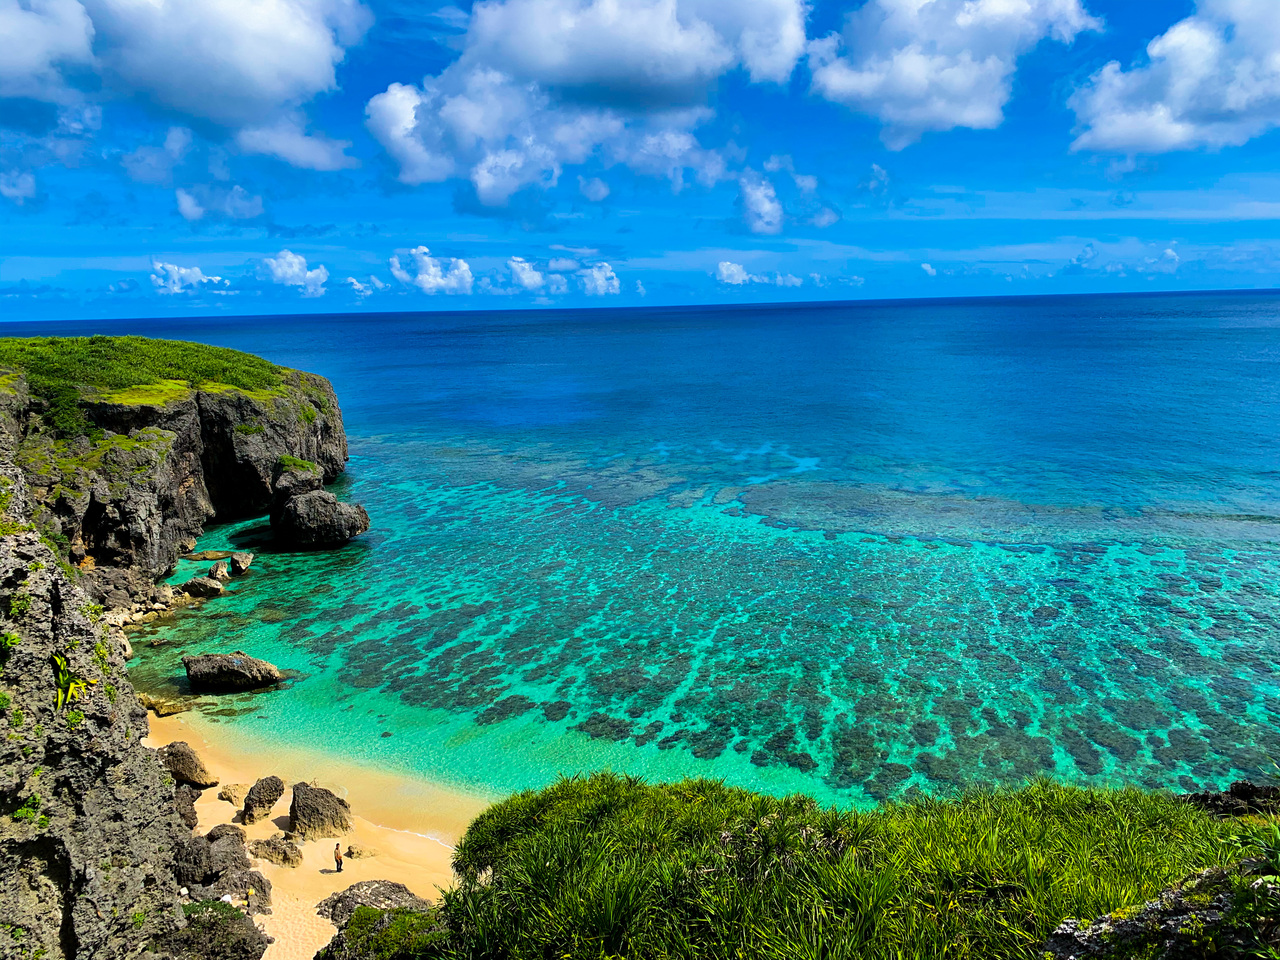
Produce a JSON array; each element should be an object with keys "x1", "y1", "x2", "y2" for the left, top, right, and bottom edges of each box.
[{"x1": 14, "y1": 291, "x2": 1280, "y2": 804}]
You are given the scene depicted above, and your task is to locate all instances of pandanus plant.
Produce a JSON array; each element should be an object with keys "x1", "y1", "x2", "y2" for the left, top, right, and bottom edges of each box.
[{"x1": 51, "y1": 653, "x2": 96, "y2": 711}]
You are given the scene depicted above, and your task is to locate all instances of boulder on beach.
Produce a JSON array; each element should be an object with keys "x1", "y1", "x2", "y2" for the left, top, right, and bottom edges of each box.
[
  {"x1": 218, "y1": 783, "x2": 250, "y2": 806},
  {"x1": 230, "y1": 552, "x2": 255, "y2": 575},
  {"x1": 275, "y1": 491, "x2": 370, "y2": 547},
  {"x1": 250, "y1": 837, "x2": 303, "y2": 868},
  {"x1": 209, "y1": 560, "x2": 232, "y2": 582},
  {"x1": 289, "y1": 781, "x2": 352, "y2": 838},
  {"x1": 344, "y1": 843, "x2": 377, "y2": 860},
  {"x1": 207, "y1": 824, "x2": 246, "y2": 845},
  {"x1": 158, "y1": 741, "x2": 218, "y2": 789},
  {"x1": 316, "y1": 881, "x2": 431, "y2": 928},
  {"x1": 241, "y1": 775, "x2": 285, "y2": 825},
  {"x1": 182, "y1": 651, "x2": 283, "y2": 692},
  {"x1": 182, "y1": 576, "x2": 224, "y2": 598}
]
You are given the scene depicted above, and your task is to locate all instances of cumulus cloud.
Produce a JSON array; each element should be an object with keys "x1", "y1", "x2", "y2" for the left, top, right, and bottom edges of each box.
[
  {"x1": 390, "y1": 245, "x2": 474, "y2": 294},
  {"x1": 365, "y1": 0, "x2": 806, "y2": 204},
  {"x1": 1071, "y1": 0, "x2": 1280, "y2": 154},
  {"x1": 0, "y1": 0, "x2": 94, "y2": 102},
  {"x1": 149, "y1": 259, "x2": 226, "y2": 294},
  {"x1": 509, "y1": 256, "x2": 544, "y2": 290},
  {"x1": 265, "y1": 248, "x2": 329, "y2": 297},
  {"x1": 174, "y1": 184, "x2": 263, "y2": 221},
  {"x1": 121, "y1": 127, "x2": 192, "y2": 185},
  {"x1": 579, "y1": 261, "x2": 620, "y2": 295},
  {"x1": 236, "y1": 117, "x2": 357, "y2": 171},
  {"x1": 738, "y1": 173, "x2": 782, "y2": 234},
  {"x1": 0, "y1": 170, "x2": 37, "y2": 205},
  {"x1": 809, "y1": 0, "x2": 1101, "y2": 148},
  {"x1": 716, "y1": 261, "x2": 803, "y2": 286},
  {"x1": 578, "y1": 175, "x2": 610, "y2": 201},
  {"x1": 346, "y1": 275, "x2": 387, "y2": 297},
  {"x1": 635, "y1": 279, "x2": 646, "y2": 295},
  {"x1": 921, "y1": 262, "x2": 937, "y2": 276}
]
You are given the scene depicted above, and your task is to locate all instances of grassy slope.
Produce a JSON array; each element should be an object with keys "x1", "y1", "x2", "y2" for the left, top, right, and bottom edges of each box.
[
  {"x1": 338, "y1": 772, "x2": 1270, "y2": 960},
  {"x1": 0, "y1": 336, "x2": 288, "y2": 435}
]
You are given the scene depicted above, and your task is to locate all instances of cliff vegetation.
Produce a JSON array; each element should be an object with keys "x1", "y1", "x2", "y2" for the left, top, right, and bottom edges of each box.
[{"x1": 322, "y1": 772, "x2": 1279, "y2": 960}]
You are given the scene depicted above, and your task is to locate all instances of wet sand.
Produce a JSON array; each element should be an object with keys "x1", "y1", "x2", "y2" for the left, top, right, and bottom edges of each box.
[{"x1": 144, "y1": 713, "x2": 496, "y2": 960}]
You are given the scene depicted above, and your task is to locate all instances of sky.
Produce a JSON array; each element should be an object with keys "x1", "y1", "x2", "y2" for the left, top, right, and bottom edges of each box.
[{"x1": 2, "y1": 0, "x2": 1280, "y2": 320}]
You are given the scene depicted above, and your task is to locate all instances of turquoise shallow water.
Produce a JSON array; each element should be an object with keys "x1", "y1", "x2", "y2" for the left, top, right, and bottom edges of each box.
[{"x1": 27, "y1": 293, "x2": 1280, "y2": 806}]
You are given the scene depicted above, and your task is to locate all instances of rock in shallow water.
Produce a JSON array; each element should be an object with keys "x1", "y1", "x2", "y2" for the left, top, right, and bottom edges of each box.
[
  {"x1": 241, "y1": 775, "x2": 285, "y2": 825},
  {"x1": 230, "y1": 551, "x2": 254, "y2": 575},
  {"x1": 276, "y1": 491, "x2": 370, "y2": 547},
  {"x1": 182, "y1": 576, "x2": 225, "y2": 598},
  {"x1": 182, "y1": 651, "x2": 283, "y2": 692},
  {"x1": 290, "y1": 781, "x2": 352, "y2": 838}
]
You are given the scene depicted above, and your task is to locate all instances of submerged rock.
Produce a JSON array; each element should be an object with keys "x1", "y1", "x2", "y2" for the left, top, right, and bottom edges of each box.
[
  {"x1": 316, "y1": 881, "x2": 431, "y2": 928},
  {"x1": 183, "y1": 651, "x2": 283, "y2": 692},
  {"x1": 159, "y1": 740, "x2": 219, "y2": 789},
  {"x1": 275, "y1": 491, "x2": 370, "y2": 547},
  {"x1": 241, "y1": 775, "x2": 286, "y2": 825},
  {"x1": 289, "y1": 782, "x2": 352, "y2": 838}
]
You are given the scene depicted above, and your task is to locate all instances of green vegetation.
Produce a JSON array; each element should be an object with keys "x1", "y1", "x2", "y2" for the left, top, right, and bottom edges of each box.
[
  {"x1": 8, "y1": 707, "x2": 23, "y2": 730},
  {"x1": 0, "y1": 336, "x2": 288, "y2": 436},
  {"x1": 277, "y1": 454, "x2": 319, "y2": 473},
  {"x1": 12, "y1": 794, "x2": 48, "y2": 829},
  {"x1": 153, "y1": 899, "x2": 270, "y2": 960},
  {"x1": 8, "y1": 592, "x2": 30, "y2": 618},
  {"x1": 334, "y1": 773, "x2": 1270, "y2": 960},
  {"x1": 65, "y1": 709, "x2": 84, "y2": 730},
  {"x1": 52, "y1": 653, "x2": 96, "y2": 711},
  {"x1": 233, "y1": 422, "x2": 266, "y2": 435}
]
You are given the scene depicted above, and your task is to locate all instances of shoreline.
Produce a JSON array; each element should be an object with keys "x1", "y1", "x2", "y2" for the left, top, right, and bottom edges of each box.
[{"x1": 144, "y1": 711, "x2": 497, "y2": 960}]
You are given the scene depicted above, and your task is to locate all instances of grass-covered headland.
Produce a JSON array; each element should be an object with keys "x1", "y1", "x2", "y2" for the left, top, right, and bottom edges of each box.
[
  {"x1": 331, "y1": 773, "x2": 1279, "y2": 960},
  {"x1": 0, "y1": 335, "x2": 288, "y2": 436}
]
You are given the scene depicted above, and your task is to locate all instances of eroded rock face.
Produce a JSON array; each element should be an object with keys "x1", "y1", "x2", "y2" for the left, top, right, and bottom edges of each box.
[
  {"x1": 317, "y1": 880, "x2": 432, "y2": 928},
  {"x1": 241, "y1": 776, "x2": 286, "y2": 825},
  {"x1": 160, "y1": 740, "x2": 219, "y2": 789},
  {"x1": 275, "y1": 491, "x2": 371, "y2": 547},
  {"x1": 250, "y1": 837, "x2": 303, "y2": 868},
  {"x1": 0, "y1": 527, "x2": 188, "y2": 960},
  {"x1": 183, "y1": 651, "x2": 283, "y2": 692},
  {"x1": 290, "y1": 782, "x2": 353, "y2": 838},
  {"x1": 1183, "y1": 780, "x2": 1280, "y2": 818}
]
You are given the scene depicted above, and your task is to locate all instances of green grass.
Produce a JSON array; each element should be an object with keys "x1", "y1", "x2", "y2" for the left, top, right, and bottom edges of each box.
[
  {"x1": 335, "y1": 773, "x2": 1268, "y2": 960},
  {"x1": 0, "y1": 336, "x2": 288, "y2": 435},
  {"x1": 277, "y1": 454, "x2": 319, "y2": 473}
]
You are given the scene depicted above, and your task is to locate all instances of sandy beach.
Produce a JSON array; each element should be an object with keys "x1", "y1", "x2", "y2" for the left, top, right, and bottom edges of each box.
[{"x1": 144, "y1": 713, "x2": 496, "y2": 960}]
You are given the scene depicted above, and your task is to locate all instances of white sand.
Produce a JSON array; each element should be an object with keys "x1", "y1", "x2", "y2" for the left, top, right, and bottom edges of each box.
[{"x1": 145, "y1": 713, "x2": 496, "y2": 960}]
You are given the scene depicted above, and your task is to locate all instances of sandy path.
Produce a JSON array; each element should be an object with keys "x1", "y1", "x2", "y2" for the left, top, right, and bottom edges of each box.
[{"x1": 144, "y1": 714, "x2": 495, "y2": 960}]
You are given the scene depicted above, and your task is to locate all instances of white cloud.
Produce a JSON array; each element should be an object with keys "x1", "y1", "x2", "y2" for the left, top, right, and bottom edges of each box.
[
  {"x1": 265, "y1": 248, "x2": 329, "y2": 297},
  {"x1": 811, "y1": 207, "x2": 839, "y2": 227},
  {"x1": 578, "y1": 175, "x2": 610, "y2": 201},
  {"x1": 0, "y1": 0, "x2": 94, "y2": 102},
  {"x1": 509, "y1": 256, "x2": 544, "y2": 290},
  {"x1": 635, "y1": 279, "x2": 646, "y2": 295},
  {"x1": 739, "y1": 173, "x2": 783, "y2": 234},
  {"x1": 0, "y1": 170, "x2": 37, "y2": 205},
  {"x1": 1071, "y1": 0, "x2": 1280, "y2": 154},
  {"x1": 921, "y1": 262, "x2": 937, "y2": 276},
  {"x1": 346, "y1": 275, "x2": 386, "y2": 297},
  {"x1": 548, "y1": 273, "x2": 569, "y2": 294},
  {"x1": 149, "y1": 259, "x2": 226, "y2": 294},
  {"x1": 365, "y1": 0, "x2": 806, "y2": 204},
  {"x1": 809, "y1": 0, "x2": 1101, "y2": 148},
  {"x1": 579, "y1": 262, "x2": 620, "y2": 295},
  {"x1": 236, "y1": 116, "x2": 357, "y2": 171},
  {"x1": 548, "y1": 256, "x2": 580, "y2": 272},
  {"x1": 716, "y1": 260, "x2": 804, "y2": 286},
  {"x1": 122, "y1": 126, "x2": 193, "y2": 185},
  {"x1": 390, "y1": 245, "x2": 474, "y2": 294},
  {"x1": 174, "y1": 184, "x2": 263, "y2": 221}
]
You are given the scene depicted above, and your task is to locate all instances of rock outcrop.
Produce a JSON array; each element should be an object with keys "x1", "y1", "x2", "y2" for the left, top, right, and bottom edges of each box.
[
  {"x1": 0, "y1": 524, "x2": 188, "y2": 957},
  {"x1": 317, "y1": 881, "x2": 433, "y2": 928},
  {"x1": 1183, "y1": 779, "x2": 1280, "y2": 818},
  {"x1": 270, "y1": 463, "x2": 369, "y2": 547},
  {"x1": 290, "y1": 781, "x2": 353, "y2": 838},
  {"x1": 159, "y1": 740, "x2": 219, "y2": 788},
  {"x1": 249, "y1": 837, "x2": 303, "y2": 868},
  {"x1": 241, "y1": 775, "x2": 285, "y2": 825},
  {"x1": 183, "y1": 651, "x2": 283, "y2": 692}
]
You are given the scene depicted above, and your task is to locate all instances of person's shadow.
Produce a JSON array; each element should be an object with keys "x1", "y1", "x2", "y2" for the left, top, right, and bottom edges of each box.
[{"x1": 320, "y1": 868, "x2": 341, "y2": 875}]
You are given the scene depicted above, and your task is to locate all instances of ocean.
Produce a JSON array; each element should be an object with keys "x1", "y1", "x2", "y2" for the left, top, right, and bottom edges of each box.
[{"x1": 16, "y1": 292, "x2": 1280, "y2": 805}]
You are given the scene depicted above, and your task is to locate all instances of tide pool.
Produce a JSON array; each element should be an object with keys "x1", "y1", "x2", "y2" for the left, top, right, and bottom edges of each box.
[{"x1": 33, "y1": 291, "x2": 1280, "y2": 806}]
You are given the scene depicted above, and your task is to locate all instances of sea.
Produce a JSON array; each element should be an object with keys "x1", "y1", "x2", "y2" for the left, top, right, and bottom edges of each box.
[{"x1": 13, "y1": 291, "x2": 1280, "y2": 806}]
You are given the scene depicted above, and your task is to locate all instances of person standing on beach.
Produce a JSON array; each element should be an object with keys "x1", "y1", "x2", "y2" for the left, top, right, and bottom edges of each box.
[{"x1": 334, "y1": 843, "x2": 343, "y2": 873}]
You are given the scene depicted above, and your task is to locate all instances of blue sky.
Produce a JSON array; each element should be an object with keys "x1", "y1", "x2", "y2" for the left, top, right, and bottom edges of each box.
[{"x1": 2, "y1": 0, "x2": 1279, "y2": 320}]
